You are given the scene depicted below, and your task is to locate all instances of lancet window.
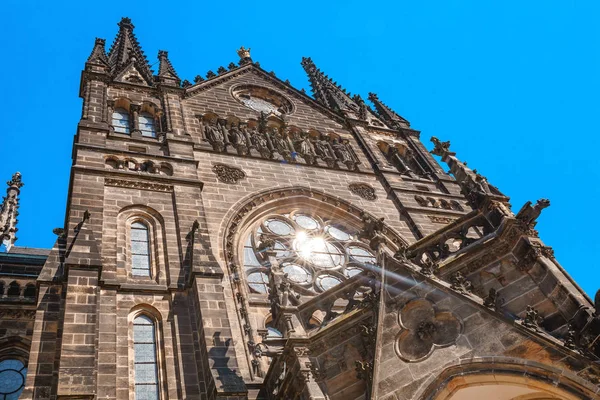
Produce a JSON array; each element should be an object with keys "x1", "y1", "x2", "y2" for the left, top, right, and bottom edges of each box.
[
  {"x1": 139, "y1": 112, "x2": 156, "y2": 138},
  {"x1": 133, "y1": 315, "x2": 159, "y2": 400},
  {"x1": 242, "y1": 211, "x2": 379, "y2": 296},
  {"x1": 112, "y1": 107, "x2": 131, "y2": 134},
  {"x1": 131, "y1": 222, "x2": 151, "y2": 277}
]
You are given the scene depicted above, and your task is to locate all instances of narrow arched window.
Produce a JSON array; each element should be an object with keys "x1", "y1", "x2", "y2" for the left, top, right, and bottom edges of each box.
[
  {"x1": 0, "y1": 359, "x2": 27, "y2": 399},
  {"x1": 112, "y1": 107, "x2": 131, "y2": 134},
  {"x1": 139, "y1": 112, "x2": 156, "y2": 138},
  {"x1": 131, "y1": 222, "x2": 151, "y2": 277},
  {"x1": 133, "y1": 315, "x2": 159, "y2": 400}
]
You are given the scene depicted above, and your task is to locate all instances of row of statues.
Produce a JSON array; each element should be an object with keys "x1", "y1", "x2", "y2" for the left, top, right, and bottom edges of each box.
[{"x1": 199, "y1": 116, "x2": 360, "y2": 170}]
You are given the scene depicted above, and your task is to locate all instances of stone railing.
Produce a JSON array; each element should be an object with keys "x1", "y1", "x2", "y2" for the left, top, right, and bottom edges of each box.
[
  {"x1": 297, "y1": 272, "x2": 377, "y2": 330},
  {"x1": 404, "y1": 210, "x2": 494, "y2": 265}
]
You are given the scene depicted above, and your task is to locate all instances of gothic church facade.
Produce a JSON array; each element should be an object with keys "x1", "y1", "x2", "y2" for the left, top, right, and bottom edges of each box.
[{"x1": 0, "y1": 17, "x2": 598, "y2": 400}]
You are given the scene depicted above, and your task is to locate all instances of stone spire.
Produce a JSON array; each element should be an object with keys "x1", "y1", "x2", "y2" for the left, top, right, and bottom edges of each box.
[
  {"x1": 368, "y1": 92, "x2": 410, "y2": 128},
  {"x1": 106, "y1": 17, "x2": 153, "y2": 83},
  {"x1": 0, "y1": 172, "x2": 23, "y2": 251},
  {"x1": 300, "y1": 57, "x2": 356, "y2": 113},
  {"x1": 157, "y1": 50, "x2": 181, "y2": 86},
  {"x1": 86, "y1": 38, "x2": 109, "y2": 68}
]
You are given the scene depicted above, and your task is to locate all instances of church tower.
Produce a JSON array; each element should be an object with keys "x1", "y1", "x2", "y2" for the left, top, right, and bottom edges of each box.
[{"x1": 0, "y1": 17, "x2": 596, "y2": 400}]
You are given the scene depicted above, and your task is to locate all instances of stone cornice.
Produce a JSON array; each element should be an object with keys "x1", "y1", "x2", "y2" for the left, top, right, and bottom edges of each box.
[
  {"x1": 72, "y1": 165, "x2": 203, "y2": 190},
  {"x1": 74, "y1": 143, "x2": 198, "y2": 165}
]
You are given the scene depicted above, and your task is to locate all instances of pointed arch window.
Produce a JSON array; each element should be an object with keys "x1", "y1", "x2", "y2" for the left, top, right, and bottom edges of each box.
[
  {"x1": 112, "y1": 107, "x2": 131, "y2": 134},
  {"x1": 139, "y1": 112, "x2": 156, "y2": 138},
  {"x1": 131, "y1": 222, "x2": 151, "y2": 277},
  {"x1": 133, "y1": 315, "x2": 159, "y2": 400}
]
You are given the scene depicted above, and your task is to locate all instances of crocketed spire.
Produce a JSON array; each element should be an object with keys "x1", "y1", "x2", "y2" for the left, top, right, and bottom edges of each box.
[
  {"x1": 86, "y1": 38, "x2": 109, "y2": 67},
  {"x1": 300, "y1": 57, "x2": 355, "y2": 113},
  {"x1": 368, "y1": 92, "x2": 410, "y2": 128},
  {"x1": 106, "y1": 17, "x2": 153, "y2": 84},
  {"x1": 0, "y1": 172, "x2": 23, "y2": 251},
  {"x1": 157, "y1": 50, "x2": 181, "y2": 86}
]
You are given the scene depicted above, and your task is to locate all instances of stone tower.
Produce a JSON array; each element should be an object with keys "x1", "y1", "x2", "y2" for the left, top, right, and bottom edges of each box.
[{"x1": 0, "y1": 17, "x2": 598, "y2": 400}]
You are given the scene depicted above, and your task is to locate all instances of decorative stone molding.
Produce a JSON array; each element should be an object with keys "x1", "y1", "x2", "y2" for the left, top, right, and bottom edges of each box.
[
  {"x1": 104, "y1": 178, "x2": 173, "y2": 192},
  {"x1": 348, "y1": 183, "x2": 377, "y2": 201},
  {"x1": 395, "y1": 298, "x2": 461, "y2": 362},
  {"x1": 0, "y1": 309, "x2": 36, "y2": 319},
  {"x1": 212, "y1": 164, "x2": 246, "y2": 184},
  {"x1": 427, "y1": 215, "x2": 455, "y2": 224}
]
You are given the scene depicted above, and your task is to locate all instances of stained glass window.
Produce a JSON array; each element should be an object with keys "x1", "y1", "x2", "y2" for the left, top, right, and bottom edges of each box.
[
  {"x1": 133, "y1": 315, "x2": 159, "y2": 400},
  {"x1": 242, "y1": 211, "x2": 379, "y2": 295},
  {"x1": 112, "y1": 108, "x2": 131, "y2": 134},
  {"x1": 131, "y1": 222, "x2": 151, "y2": 277},
  {"x1": 139, "y1": 112, "x2": 156, "y2": 138},
  {"x1": 0, "y1": 359, "x2": 27, "y2": 400}
]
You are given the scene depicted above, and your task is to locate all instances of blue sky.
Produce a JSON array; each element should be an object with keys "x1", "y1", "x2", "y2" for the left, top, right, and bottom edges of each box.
[{"x1": 1, "y1": 1, "x2": 598, "y2": 296}]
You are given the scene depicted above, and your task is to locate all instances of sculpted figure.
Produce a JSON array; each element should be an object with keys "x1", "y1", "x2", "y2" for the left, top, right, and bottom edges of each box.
[
  {"x1": 204, "y1": 119, "x2": 225, "y2": 152},
  {"x1": 228, "y1": 122, "x2": 249, "y2": 155},
  {"x1": 270, "y1": 127, "x2": 293, "y2": 162},
  {"x1": 313, "y1": 134, "x2": 335, "y2": 167},
  {"x1": 332, "y1": 138, "x2": 358, "y2": 170},
  {"x1": 250, "y1": 126, "x2": 272, "y2": 159},
  {"x1": 295, "y1": 131, "x2": 316, "y2": 164}
]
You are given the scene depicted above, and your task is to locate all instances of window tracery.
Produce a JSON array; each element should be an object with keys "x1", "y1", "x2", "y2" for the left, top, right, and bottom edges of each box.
[
  {"x1": 0, "y1": 359, "x2": 27, "y2": 399},
  {"x1": 242, "y1": 211, "x2": 380, "y2": 295}
]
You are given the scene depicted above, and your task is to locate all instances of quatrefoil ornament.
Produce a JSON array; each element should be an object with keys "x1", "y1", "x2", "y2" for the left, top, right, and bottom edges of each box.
[{"x1": 395, "y1": 298, "x2": 462, "y2": 362}]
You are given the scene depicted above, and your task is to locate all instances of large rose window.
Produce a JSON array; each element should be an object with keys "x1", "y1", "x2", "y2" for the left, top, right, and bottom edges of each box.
[{"x1": 242, "y1": 211, "x2": 379, "y2": 295}]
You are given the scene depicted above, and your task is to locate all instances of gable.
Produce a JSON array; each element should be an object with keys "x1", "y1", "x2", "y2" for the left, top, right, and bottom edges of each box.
[{"x1": 182, "y1": 66, "x2": 348, "y2": 134}]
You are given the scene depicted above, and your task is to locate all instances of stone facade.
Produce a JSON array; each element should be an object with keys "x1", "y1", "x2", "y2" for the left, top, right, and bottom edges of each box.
[{"x1": 0, "y1": 17, "x2": 598, "y2": 400}]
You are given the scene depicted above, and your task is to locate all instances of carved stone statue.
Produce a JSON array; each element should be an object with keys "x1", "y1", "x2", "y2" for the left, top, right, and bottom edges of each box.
[
  {"x1": 430, "y1": 137, "x2": 452, "y2": 157},
  {"x1": 332, "y1": 138, "x2": 358, "y2": 170},
  {"x1": 516, "y1": 199, "x2": 551, "y2": 228},
  {"x1": 249, "y1": 126, "x2": 272, "y2": 159},
  {"x1": 228, "y1": 122, "x2": 249, "y2": 155},
  {"x1": 270, "y1": 127, "x2": 293, "y2": 162},
  {"x1": 313, "y1": 134, "x2": 335, "y2": 167},
  {"x1": 204, "y1": 119, "x2": 225, "y2": 152},
  {"x1": 295, "y1": 131, "x2": 316, "y2": 165}
]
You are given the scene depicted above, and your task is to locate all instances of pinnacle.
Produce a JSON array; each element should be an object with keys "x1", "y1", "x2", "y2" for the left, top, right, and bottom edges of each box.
[
  {"x1": 157, "y1": 50, "x2": 180, "y2": 82},
  {"x1": 86, "y1": 37, "x2": 108, "y2": 66},
  {"x1": 107, "y1": 17, "x2": 153, "y2": 83}
]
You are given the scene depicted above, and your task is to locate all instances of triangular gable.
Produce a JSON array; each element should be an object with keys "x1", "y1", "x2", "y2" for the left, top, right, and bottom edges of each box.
[
  {"x1": 114, "y1": 62, "x2": 152, "y2": 86},
  {"x1": 185, "y1": 63, "x2": 347, "y2": 126}
]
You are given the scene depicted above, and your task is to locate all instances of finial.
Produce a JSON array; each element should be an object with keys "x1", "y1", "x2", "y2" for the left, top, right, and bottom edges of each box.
[
  {"x1": 430, "y1": 137, "x2": 453, "y2": 157},
  {"x1": 237, "y1": 46, "x2": 252, "y2": 65},
  {"x1": 118, "y1": 17, "x2": 134, "y2": 29},
  {"x1": 7, "y1": 172, "x2": 23, "y2": 189}
]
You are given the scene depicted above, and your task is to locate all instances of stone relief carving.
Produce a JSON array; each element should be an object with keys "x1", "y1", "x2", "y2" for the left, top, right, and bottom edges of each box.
[
  {"x1": 104, "y1": 156, "x2": 173, "y2": 176},
  {"x1": 395, "y1": 298, "x2": 462, "y2": 362},
  {"x1": 212, "y1": 164, "x2": 246, "y2": 184},
  {"x1": 198, "y1": 111, "x2": 360, "y2": 171},
  {"x1": 104, "y1": 178, "x2": 174, "y2": 192},
  {"x1": 415, "y1": 195, "x2": 464, "y2": 211},
  {"x1": 348, "y1": 183, "x2": 377, "y2": 201}
]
